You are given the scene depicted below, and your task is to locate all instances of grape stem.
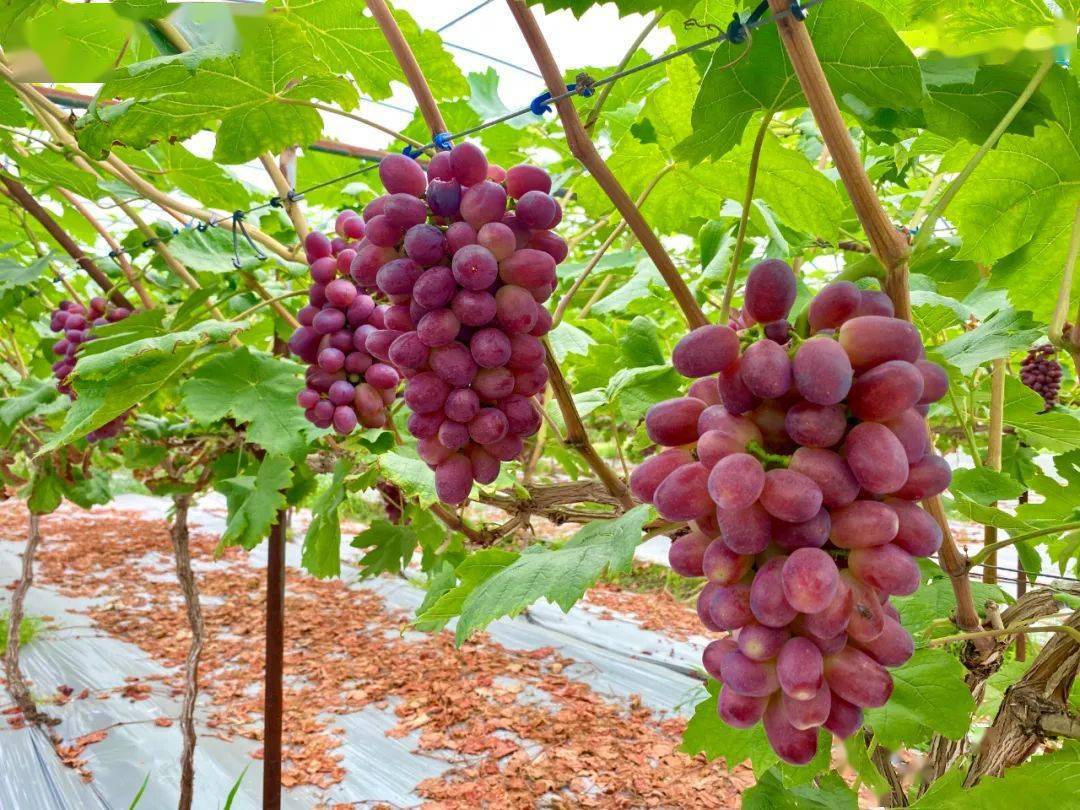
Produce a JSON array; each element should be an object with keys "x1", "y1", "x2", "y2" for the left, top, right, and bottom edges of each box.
[
  {"x1": 928, "y1": 622, "x2": 1080, "y2": 648},
  {"x1": 720, "y1": 109, "x2": 774, "y2": 323},
  {"x1": 1049, "y1": 204, "x2": 1080, "y2": 369},
  {"x1": 967, "y1": 521, "x2": 1080, "y2": 568},
  {"x1": 744, "y1": 441, "x2": 789, "y2": 469}
]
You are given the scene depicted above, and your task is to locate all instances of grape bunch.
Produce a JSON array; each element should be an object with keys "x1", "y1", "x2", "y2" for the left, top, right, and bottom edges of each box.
[
  {"x1": 1019, "y1": 344, "x2": 1061, "y2": 410},
  {"x1": 288, "y1": 221, "x2": 401, "y2": 435},
  {"x1": 632, "y1": 260, "x2": 950, "y2": 764},
  {"x1": 49, "y1": 297, "x2": 133, "y2": 442},
  {"x1": 355, "y1": 144, "x2": 561, "y2": 505}
]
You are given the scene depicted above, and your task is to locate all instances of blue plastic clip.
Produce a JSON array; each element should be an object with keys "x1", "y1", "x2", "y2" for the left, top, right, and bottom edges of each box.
[
  {"x1": 432, "y1": 132, "x2": 453, "y2": 151},
  {"x1": 402, "y1": 144, "x2": 425, "y2": 159},
  {"x1": 530, "y1": 81, "x2": 595, "y2": 116}
]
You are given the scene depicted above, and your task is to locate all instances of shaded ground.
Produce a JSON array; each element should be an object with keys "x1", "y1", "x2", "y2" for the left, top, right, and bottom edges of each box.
[{"x1": 0, "y1": 501, "x2": 751, "y2": 808}]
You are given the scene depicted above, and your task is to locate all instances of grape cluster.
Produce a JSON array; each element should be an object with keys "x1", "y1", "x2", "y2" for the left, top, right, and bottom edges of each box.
[
  {"x1": 1019, "y1": 344, "x2": 1061, "y2": 410},
  {"x1": 351, "y1": 144, "x2": 561, "y2": 505},
  {"x1": 632, "y1": 260, "x2": 950, "y2": 764},
  {"x1": 288, "y1": 222, "x2": 401, "y2": 435},
  {"x1": 49, "y1": 297, "x2": 133, "y2": 442}
]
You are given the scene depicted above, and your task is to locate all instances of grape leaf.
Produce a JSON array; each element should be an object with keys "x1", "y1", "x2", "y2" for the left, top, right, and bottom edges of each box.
[
  {"x1": 24, "y1": 3, "x2": 134, "y2": 81},
  {"x1": 679, "y1": 0, "x2": 922, "y2": 162},
  {"x1": 924, "y1": 61, "x2": 1054, "y2": 143},
  {"x1": 864, "y1": 648, "x2": 975, "y2": 748},
  {"x1": 181, "y1": 348, "x2": 317, "y2": 458},
  {"x1": 893, "y1": 578, "x2": 1009, "y2": 637},
  {"x1": 218, "y1": 454, "x2": 294, "y2": 551},
  {"x1": 620, "y1": 316, "x2": 665, "y2": 366},
  {"x1": 936, "y1": 308, "x2": 1042, "y2": 374},
  {"x1": 1002, "y1": 377, "x2": 1080, "y2": 453},
  {"x1": 25, "y1": 465, "x2": 63, "y2": 515},
  {"x1": 0, "y1": 378, "x2": 58, "y2": 445},
  {"x1": 268, "y1": 0, "x2": 466, "y2": 101},
  {"x1": 455, "y1": 505, "x2": 649, "y2": 643},
  {"x1": 116, "y1": 143, "x2": 254, "y2": 211},
  {"x1": 743, "y1": 768, "x2": 858, "y2": 809},
  {"x1": 0, "y1": 254, "x2": 50, "y2": 291},
  {"x1": 905, "y1": 1, "x2": 1076, "y2": 57},
  {"x1": 538, "y1": 0, "x2": 698, "y2": 17},
  {"x1": 949, "y1": 468, "x2": 1026, "y2": 506},
  {"x1": 113, "y1": 1, "x2": 172, "y2": 21},
  {"x1": 301, "y1": 458, "x2": 349, "y2": 578},
  {"x1": 77, "y1": 15, "x2": 356, "y2": 164},
  {"x1": 415, "y1": 548, "x2": 521, "y2": 627},
  {"x1": 991, "y1": 202, "x2": 1078, "y2": 321},
  {"x1": 351, "y1": 519, "x2": 418, "y2": 579},
  {"x1": 375, "y1": 451, "x2": 438, "y2": 506},
  {"x1": 548, "y1": 322, "x2": 597, "y2": 362},
  {"x1": 17, "y1": 148, "x2": 104, "y2": 200}
]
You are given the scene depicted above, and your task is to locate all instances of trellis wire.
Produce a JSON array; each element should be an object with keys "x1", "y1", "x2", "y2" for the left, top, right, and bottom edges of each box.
[{"x1": 44, "y1": 1, "x2": 824, "y2": 273}]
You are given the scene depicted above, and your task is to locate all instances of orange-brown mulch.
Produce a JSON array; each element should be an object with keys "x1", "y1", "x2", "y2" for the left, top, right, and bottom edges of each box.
[
  {"x1": 584, "y1": 583, "x2": 705, "y2": 642},
  {"x1": 0, "y1": 502, "x2": 752, "y2": 808}
]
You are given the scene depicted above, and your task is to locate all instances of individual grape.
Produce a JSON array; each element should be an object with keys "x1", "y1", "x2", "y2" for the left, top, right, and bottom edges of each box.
[
  {"x1": 388, "y1": 332, "x2": 430, "y2": 369},
  {"x1": 849, "y1": 543, "x2": 920, "y2": 596},
  {"x1": 507, "y1": 333, "x2": 544, "y2": 370},
  {"x1": 385, "y1": 304, "x2": 413, "y2": 331},
  {"x1": 708, "y1": 583, "x2": 754, "y2": 630},
  {"x1": 698, "y1": 405, "x2": 763, "y2": 449},
  {"x1": 383, "y1": 193, "x2": 427, "y2": 228},
  {"x1": 473, "y1": 367, "x2": 516, "y2": 400},
  {"x1": 915, "y1": 359, "x2": 948, "y2": 405},
  {"x1": 749, "y1": 400, "x2": 796, "y2": 454},
  {"x1": 477, "y1": 222, "x2": 517, "y2": 261},
  {"x1": 364, "y1": 215, "x2": 405, "y2": 247},
  {"x1": 494, "y1": 285, "x2": 539, "y2": 333},
  {"x1": 823, "y1": 646, "x2": 893, "y2": 708},
  {"x1": 744, "y1": 260, "x2": 797, "y2": 324},
  {"x1": 350, "y1": 244, "x2": 398, "y2": 287},
  {"x1": 721, "y1": 650, "x2": 780, "y2": 697},
  {"x1": 671, "y1": 324, "x2": 739, "y2": 378},
  {"x1": 653, "y1": 462, "x2": 712, "y2": 521},
  {"x1": 738, "y1": 623, "x2": 789, "y2": 662},
  {"x1": 629, "y1": 448, "x2": 693, "y2": 503},
  {"x1": 823, "y1": 694, "x2": 863, "y2": 739},
  {"x1": 645, "y1": 397, "x2": 706, "y2": 447},
  {"x1": 310, "y1": 256, "x2": 338, "y2": 284},
  {"x1": 702, "y1": 637, "x2": 737, "y2": 680},
  {"x1": 759, "y1": 469, "x2": 823, "y2": 523},
  {"x1": 312, "y1": 399, "x2": 334, "y2": 424},
  {"x1": 469, "y1": 328, "x2": 512, "y2": 367},
  {"x1": 376, "y1": 258, "x2": 423, "y2": 298},
  {"x1": 707, "y1": 453, "x2": 765, "y2": 511},
  {"x1": 435, "y1": 454, "x2": 474, "y2": 505},
  {"x1": 852, "y1": 617, "x2": 913, "y2": 667},
  {"x1": 843, "y1": 573, "x2": 885, "y2": 644},
  {"x1": 469, "y1": 446, "x2": 501, "y2": 484},
  {"x1": 808, "y1": 280, "x2": 860, "y2": 331},
  {"x1": 696, "y1": 583, "x2": 723, "y2": 632},
  {"x1": 784, "y1": 402, "x2": 847, "y2": 448},
  {"x1": 842, "y1": 422, "x2": 909, "y2": 494},
  {"x1": 505, "y1": 163, "x2": 552, "y2": 199},
  {"x1": 717, "y1": 502, "x2": 772, "y2": 555},
  {"x1": 848, "y1": 360, "x2": 924, "y2": 422},
  {"x1": 702, "y1": 539, "x2": 752, "y2": 585},
  {"x1": 500, "y1": 395, "x2": 541, "y2": 436},
  {"x1": 828, "y1": 500, "x2": 900, "y2": 549},
  {"x1": 762, "y1": 698, "x2": 819, "y2": 766},
  {"x1": 854, "y1": 289, "x2": 895, "y2": 318},
  {"x1": 469, "y1": 407, "x2": 510, "y2": 445},
  {"x1": 764, "y1": 320, "x2": 792, "y2": 344},
  {"x1": 418, "y1": 435, "x2": 454, "y2": 466},
  {"x1": 313, "y1": 308, "x2": 347, "y2": 335},
  {"x1": 451, "y1": 244, "x2": 499, "y2": 290},
  {"x1": 427, "y1": 151, "x2": 453, "y2": 181},
  {"x1": 429, "y1": 342, "x2": 479, "y2": 387},
  {"x1": 838, "y1": 316, "x2": 922, "y2": 371},
  {"x1": 513, "y1": 365, "x2": 549, "y2": 397},
  {"x1": 885, "y1": 497, "x2": 943, "y2": 557},
  {"x1": 777, "y1": 637, "x2": 824, "y2": 699},
  {"x1": 437, "y1": 420, "x2": 470, "y2": 451},
  {"x1": 318, "y1": 347, "x2": 346, "y2": 373},
  {"x1": 404, "y1": 372, "x2": 450, "y2": 414},
  {"x1": 717, "y1": 360, "x2": 762, "y2": 415},
  {"x1": 346, "y1": 294, "x2": 376, "y2": 327},
  {"x1": 485, "y1": 433, "x2": 524, "y2": 462},
  {"x1": 688, "y1": 376, "x2": 721, "y2": 405},
  {"x1": 719, "y1": 688, "x2": 769, "y2": 729},
  {"x1": 773, "y1": 508, "x2": 830, "y2": 552},
  {"x1": 781, "y1": 548, "x2": 838, "y2": 614},
  {"x1": 528, "y1": 230, "x2": 569, "y2": 263},
  {"x1": 739, "y1": 338, "x2": 792, "y2": 399},
  {"x1": 408, "y1": 411, "x2": 444, "y2": 439},
  {"x1": 426, "y1": 179, "x2": 462, "y2": 218},
  {"x1": 416, "y1": 309, "x2": 461, "y2": 348},
  {"x1": 305, "y1": 230, "x2": 333, "y2": 261},
  {"x1": 668, "y1": 530, "x2": 711, "y2": 577},
  {"x1": 364, "y1": 329, "x2": 400, "y2": 362},
  {"x1": 445, "y1": 388, "x2": 481, "y2": 423},
  {"x1": 297, "y1": 388, "x2": 320, "y2": 410},
  {"x1": 750, "y1": 557, "x2": 798, "y2": 628},
  {"x1": 403, "y1": 224, "x2": 446, "y2": 266},
  {"x1": 327, "y1": 380, "x2": 356, "y2": 406},
  {"x1": 802, "y1": 577, "x2": 852, "y2": 639},
  {"x1": 499, "y1": 248, "x2": 556, "y2": 290},
  {"x1": 449, "y1": 142, "x2": 488, "y2": 186},
  {"x1": 792, "y1": 337, "x2": 853, "y2": 405},
  {"x1": 379, "y1": 154, "x2": 427, "y2": 197},
  {"x1": 782, "y1": 684, "x2": 832, "y2": 730},
  {"x1": 460, "y1": 180, "x2": 508, "y2": 228},
  {"x1": 894, "y1": 454, "x2": 951, "y2": 500},
  {"x1": 500, "y1": 212, "x2": 530, "y2": 248},
  {"x1": 366, "y1": 363, "x2": 401, "y2": 390},
  {"x1": 515, "y1": 190, "x2": 558, "y2": 229},
  {"x1": 882, "y1": 408, "x2": 929, "y2": 464},
  {"x1": 452, "y1": 289, "x2": 498, "y2": 327},
  {"x1": 332, "y1": 405, "x2": 358, "y2": 435},
  {"x1": 445, "y1": 221, "x2": 477, "y2": 253}
]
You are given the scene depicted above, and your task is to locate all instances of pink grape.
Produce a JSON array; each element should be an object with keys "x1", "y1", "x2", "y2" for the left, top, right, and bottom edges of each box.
[
  {"x1": 894, "y1": 454, "x2": 951, "y2": 500},
  {"x1": 630, "y1": 448, "x2": 693, "y2": 503},
  {"x1": 721, "y1": 650, "x2": 780, "y2": 697},
  {"x1": 855, "y1": 289, "x2": 895, "y2": 317},
  {"x1": 739, "y1": 338, "x2": 792, "y2": 398},
  {"x1": 653, "y1": 462, "x2": 712, "y2": 521},
  {"x1": 783, "y1": 684, "x2": 832, "y2": 730},
  {"x1": 702, "y1": 539, "x2": 752, "y2": 585},
  {"x1": 838, "y1": 315, "x2": 922, "y2": 371},
  {"x1": 808, "y1": 280, "x2": 860, "y2": 331},
  {"x1": 843, "y1": 422, "x2": 909, "y2": 494},
  {"x1": 759, "y1": 469, "x2": 823, "y2": 523},
  {"x1": 451, "y1": 244, "x2": 499, "y2": 290},
  {"x1": 744, "y1": 260, "x2": 797, "y2": 324},
  {"x1": 379, "y1": 154, "x2": 427, "y2": 197},
  {"x1": 645, "y1": 397, "x2": 706, "y2": 447},
  {"x1": 793, "y1": 337, "x2": 853, "y2": 405},
  {"x1": 435, "y1": 454, "x2": 474, "y2": 505},
  {"x1": 750, "y1": 557, "x2": 798, "y2": 628},
  {"x1": 671, "y1": 325, "x2": 739, "y2": 378},
  {"x1": 883, "y1": 408, "x2": 930, "y2": 463},
  {"x1": 784, "y1": 402, "x2": 847, "y2": 448},
  {"x1": 824, "y1": 695, "x2": 863, "y2": 739},
  {"x1": 848, "y1": 360, "x2": 924, "y2": 422},
  {"x1": 737, "y1": 623, "x2": 789, "y2": 662},
  {"x1": 829, "y1": 500, "x2": 900, "y2": 548},
  {"x1": 762, "y1": 698, "x2": 819, "y2": 765},
  {"x1": 708, "y1": 583, "x2": 754, "y2": 630},
  {"x1": 707, "y1": 453, "x2": 765, "y2": 511},
  {"x1": 668, "y1": 531, "x2": 711, "y2": 577},
  {"x1": 885, "y1": 497, "x2": 942, "y2": 557},
  {"x1": 781, "y1": 548, "x2": 838, "y2": 614},
  {"x1": 720, "y1": 688, "x2": 769, "y2": 729},
  {"x1": 773, "y1": 508, "x2": 831, "y2": 552},
  {"x1": 852, "y1": 617, "x2": 914, "y2": 667},
  {"x1": 505, "y1": 163, "x2": 552, "y2": 198},
  {"x1": 449, "y1": 142, "x2": 488, "y2": 186},
  {"x1": 848, "y1": 544, "x2": 920, "y2": 596},
  {"x1": 824, "y1": 646, "x2": 893, "y2": 708},
  {"x1": 915, "y1": 359, "x2": 948, "y2": 404},
  {"x1": 717, "y1": 502, "x2": 772, "y2": 555},
  {"x1": 777, "y1": 637, "x2": 825, "y2": 699}
]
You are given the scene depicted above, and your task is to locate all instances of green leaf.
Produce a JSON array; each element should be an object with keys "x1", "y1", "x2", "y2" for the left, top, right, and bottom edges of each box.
[
  {"x1": 911, "y1": 742, "x2": 1080, "y2": 809},
  {"x1": 743, "y1": 768, "x2": 858, "y2": 809},
  {"x1": 181, "y1": 348, "x2": 317, "y2": 458},
  {"x1": 1002, "y1": 377, "x2": 1080, "y2": 453},
  {"x1": 936, "y1": 308, "x2": 1042, "y2": 374},
  {"x1": 25, "y1": 3, "x2": 134, "y2": 81},
  {"x1": 0, "y1": 378, "x2": 58, "y2": 445},
  {"x1": 218, "y1": 454, "x2": 293, "y2": 550},
  {"x1": 301, "y1": 459, "x2": 348, "y2": 578},
  {"x1": 679, "y1": 0, "x2": 922, "y2": 161},
  {"x1": 455, "y1": 505, "x2": 649, "y2": 643},
  {"x1": 620, "y1": 316, "x2": 665, "y2": 366},
  {"x1": 547, "y1": 321, "x2": 596, "y2": 362},
  {"x1": 0, "y1": 254, "x2": 51, "y2": 292},
  {"x1": 164, "y1": 226, "x2": 272, "y2": 273},
  {"x1": 117, "y1": 143, "x2": 254, "y2": 211},
  {"x1": 351, "y1": 519, "x2": 417, "y2": 579},
  {"x1": 26, "y1": 466, "x2": 63, "y2": 514},
  {"x1": 415, "y1": 548, "x2": 520, "y2": 627},
  {"x1": 949, "y1": 468, "x2": 1026, "y2": 506},
  {"x1": 842, "y1": 736, "x2": 889, "y2": 798},
  {"x1": 894, "y1": 578, "x2": 1009, "y2": 638},
  {"x1": 18, "y1": 148, "x2": 104, "y2": 199},
  {"x1": 376, "y1": 451, "x2": 438, "y2": 506},
  {"x1": 538, "y1": 0, "x2": 697, "y2": 17},
  {"x1": 77, "y1": 15, "x2": 355, "y2": 163},
  {"x1": 269, "y1": 0, "x2": 466, "y2": 101},
  {"x1": 865, "y1": 648, "x2": 975, "y2": 748}
]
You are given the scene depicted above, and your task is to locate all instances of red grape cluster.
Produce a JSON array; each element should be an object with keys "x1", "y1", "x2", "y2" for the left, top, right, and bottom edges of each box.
[
  {"x1": 632, "y1": 260, "x2": 950, "y2": 764},
  {"x1": 351, "y1": 144, "x2": 560, "y2": 505},
  {"x1": 1019, "y1": 344, "x2": 1061, "y2": 410},
  {"x1": 49, "y1": 297, "x2": 132, "y2": 442}
]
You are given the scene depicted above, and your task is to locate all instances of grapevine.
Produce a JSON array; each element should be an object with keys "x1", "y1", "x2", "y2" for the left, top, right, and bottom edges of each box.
[{"x1": 634, "y1": 261, "x2": 951, "y2": 764}]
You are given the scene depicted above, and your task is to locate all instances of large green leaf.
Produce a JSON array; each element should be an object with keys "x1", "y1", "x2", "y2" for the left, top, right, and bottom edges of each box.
[
  {"x1": 24, "y1": 3, "x2": 134, "y2": 81},
  {"x1": 301, "y1": 459, "x2": 349, "y2": 578},
  {"x1": 218, "y1": 454, "x2": 293, "y2": 550},
  {"x1": 743, "y1": 769, "x2": 858, "y2": 809},
  {"x1": 17, "y1": 148, "x2": 104, "y2": 199},
  {"x1": 115, "y1": 143, "x2": 254, "y2": 211},
  {"x1": 181, "y1": 348, "x2": 317, "y2": 457},
  {"x1": 538, "y1": 0, "x2": 698, "y2": 17},
  {"x1": 679, "y1": 0, "x2": 922, "y2": 161},
  {"x1": 936, "y1": 308, "x2": 1042, "y2": 374},
  {"x1": 454, "y1": 505, "x2": 650, "y2": 643},
  {"x1": 0, "y1": 378, "x2": 58, "y2": 445},
  {"x1": 77, "y1": 15, "x2": 355, "y2": 163},
  {"x1": 999, "y1": 377, "x2": 1080, "y2": 453},
  {"x1": 0, "y1": 254, "x2": 50, "y2": 292}
]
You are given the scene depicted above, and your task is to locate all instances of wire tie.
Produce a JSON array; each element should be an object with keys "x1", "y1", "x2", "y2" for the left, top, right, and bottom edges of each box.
[
  {"x1": 789, "y1": 1, "x2": 807, "y2": 21},
  {"x1": 231, "y1": 210, "x2": 266, "y2": 269},
  {"x1": 196, "y1": 221, "x2": 209, "y2": 232},
  {"x1": 269, "y1": 196, "x2": 283, "y2": 209},
  {"x1": 402, "y1": 144, "x2": 425, "y2": 159},
  {"x1": 432, "y1": 132, "x2": 453, "y2": 151},
  {"x1": 287, "y1": 190, "x2": 304, "y2": 203},
  {"x1": 141, "y1": 237, "x2": 160, "y2": 248},
  {"x1": 107, "y1": 249, "x2": 120, "y2": 259}
]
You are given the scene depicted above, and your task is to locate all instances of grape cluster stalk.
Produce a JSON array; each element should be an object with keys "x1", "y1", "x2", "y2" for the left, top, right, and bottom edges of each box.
[
  {"x1": 632, "y1": 261, "x2": 951, "y2": 764},
  {"x1": 292, "y1": 142, "x2": 563, "y2": 505},
  {"x1": 49, "y1": 296, "x2": 133, "y2": 442},
  {"x1": 1019, "y1": 344, "x2": 1061, "y2": 410}
]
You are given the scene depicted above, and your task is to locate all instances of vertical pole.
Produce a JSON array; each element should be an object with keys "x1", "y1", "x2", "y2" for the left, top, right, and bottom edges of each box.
[{"x1": 262, "y1": 510, "x2": 287, "y2": 809}]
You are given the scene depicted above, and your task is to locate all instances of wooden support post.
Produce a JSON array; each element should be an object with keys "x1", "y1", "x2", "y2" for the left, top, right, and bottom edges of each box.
[{"x1": 262, "y1": 510, "x2": 287, "y2": 809}]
